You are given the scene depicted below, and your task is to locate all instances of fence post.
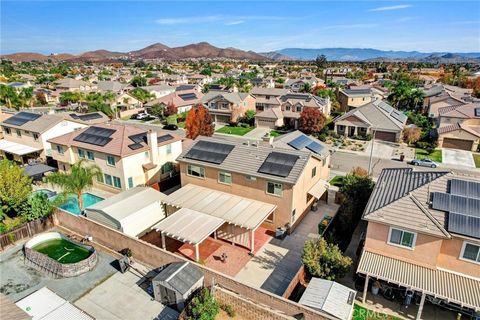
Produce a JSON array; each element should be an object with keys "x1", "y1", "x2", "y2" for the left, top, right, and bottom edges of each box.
[{"x1": 27, "y1": 221, "x2": 32, "y2": 237}]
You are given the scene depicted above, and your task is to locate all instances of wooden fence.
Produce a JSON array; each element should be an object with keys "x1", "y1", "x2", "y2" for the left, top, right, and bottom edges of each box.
[{"x1": 0, "y1": 215, "x2": 55, "y2": 250}]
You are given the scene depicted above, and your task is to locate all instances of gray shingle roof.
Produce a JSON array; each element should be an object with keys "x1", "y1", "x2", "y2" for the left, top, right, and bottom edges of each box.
[{"x1": 153, "y1": 262, "x2": 203, "y2": 295}]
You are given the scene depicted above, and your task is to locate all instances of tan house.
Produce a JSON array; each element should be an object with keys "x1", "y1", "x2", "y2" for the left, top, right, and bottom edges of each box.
[
  {"x1": 55, "y1": 78, "x2": 96, "y2": 92},
  {"x1": 436, "y1": 103, "x2": 480, "y2": 151},
  {"x1": 357, "y1": 168, "x2": 480, "y2": 319},
  {"x1": 0, "y1": 111, "x2": 86, "y2": 164},
  {"x1": 145, "y1": 90, "x2": 203, "y2": 114},
  {"x1": 337, "y1": 88, "x2": 376, "y2": 111},
  {"x1": 48, "y1": 123, "x2": 182, "y2": 193},
  {"x1": 201, "y1": 91, "x2": 256, "y2": 124}
]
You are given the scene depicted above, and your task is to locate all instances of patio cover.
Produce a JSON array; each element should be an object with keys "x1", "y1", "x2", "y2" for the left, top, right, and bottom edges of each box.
[
  {"x1": 162, "y1": 184, "x2": 276, "y2": 230},
  {"x1": 152, "y1": 207, "x2": 225, "y2": 245},
  {"x1": 358, "y1": 251, "x2": 480, "y2": 311},
  {"x1": 0, "y1": 140, "x2": 40, "y2": 156},
  {"x1": 23, "y1": 164, "x2": 56, "y2": 177},
  {"x1": 308, "y1": 179, "x2": 329, "y2": 200}
]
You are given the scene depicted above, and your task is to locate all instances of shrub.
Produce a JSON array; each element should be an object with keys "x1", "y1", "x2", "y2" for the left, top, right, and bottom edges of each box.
[
  {"x1": 24, "y1": 193, "x2": 52, "y2": 221},
  {"x1": 186, "y1": 288, "x2": 219, "y2": 320},
  {"x1": 220, "y1": 304, "x2": 236, "y2": 317},
  {"x1": 120, "y1": 248, "x2": 133, "y2": 257}
]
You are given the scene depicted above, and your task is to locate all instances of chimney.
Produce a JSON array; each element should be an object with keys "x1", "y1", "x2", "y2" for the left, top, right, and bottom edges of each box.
[{"x1": 147, "y1": 130, "x2": 159, "y2": 164}]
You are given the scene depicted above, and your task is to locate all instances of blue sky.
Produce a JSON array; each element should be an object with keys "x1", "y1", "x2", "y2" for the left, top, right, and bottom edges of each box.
[{"x1": 1, "y1": 1, "x2": 479, "y2": 54}]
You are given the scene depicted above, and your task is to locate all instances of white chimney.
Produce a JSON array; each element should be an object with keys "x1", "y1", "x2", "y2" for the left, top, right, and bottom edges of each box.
[{"x1": 147, "y1": 130, "x2": 159, "y2": 164}]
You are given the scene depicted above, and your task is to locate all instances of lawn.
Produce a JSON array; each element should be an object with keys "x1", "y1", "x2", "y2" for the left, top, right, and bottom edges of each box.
[
  {"x1": 329, "y1": 175, "x2": 345, "y2": 187},
  {"x1": 473, "y1": 153, "x2": 480, "y2": 168},
  {"x1": 269, "y1": 130, "x2": 283, "y2": 137},
  {"x1": 353, "y1": 304, "x2": 402, "y2": 320},
  {"x1": 216, "y1": 126, "x2": 254, "y2": 136},
  {"x1": 415, "y1": 148, "x2": 442, "y2": 163}
]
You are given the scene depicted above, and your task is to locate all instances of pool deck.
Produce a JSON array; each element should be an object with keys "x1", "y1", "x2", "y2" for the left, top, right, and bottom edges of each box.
[{"x1": 32, "y1": 184, "x2": 115, "y2": 201}]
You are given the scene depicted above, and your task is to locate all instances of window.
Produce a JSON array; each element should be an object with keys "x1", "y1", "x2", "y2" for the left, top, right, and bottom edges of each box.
[
  {"x1": 311, "y1": 167, "x2": 317, "y2": 178},
  {"x1": 33, "y1": 133, "x2": 39, "y2": 141},
  {"x1": 104, "y1": 174, "x2": 113, "y2": 186},
  {"x1": 187, "y1": 164, "x2": 205, "y2": 178},
  {"x1": 286, "y1": 106, "x2": 291, "y2": 111},
  {"x1": 388, "y1": 228, "x2": 416, "y2": 249},
  {"x1": 166, "y1": 144, "x2": 172, "y2": 155},
  {"x1": 296, "y1": 106, "x2": 302, "y2": 112},
  {"x1": 266, "y1": 181, "x2": 283, "y2": 197},
  {"x1": 113, "y1": 176, "x2": 122, "y2": 189},
  {"x1": 218, "y1": 171, "x2": 232, "y2": 185},
  {"x1": 245, "y1": 175, "x2": 257, "y2": 181},
  {"x1": 161, "y1": 162, "x2": 174, "y2": 174},
  {"x1": 78, "y1": 149, "x2": 85, "y2": 158},
  {"x1": 128, "y1": 177, "x2": 134, "y2": 189},
  {"x1": 107, "y1": 155, "x2": 116, "y2": 166},
  {"x1": 3, "y1": 127, "x2": 11, "y2": 134},
  {"x1": 460, "y1": 242, "x2": 480, "y2": 264},
  {"x1": 86, "y1": 151, "x2": 95, "y2": 160},
  {"x1": 16, "y1": 129, "x2": 21, "y2": 137},
  {"x1": 96, "y1": 173, "x2": 103, "y2": 183},
  {"x1": 56, "y1": 145, "x2": 64, "y2": 155}
]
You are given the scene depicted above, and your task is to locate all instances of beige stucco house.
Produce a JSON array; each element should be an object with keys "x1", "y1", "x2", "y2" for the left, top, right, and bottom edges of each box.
[
  {"x1": 201, "y1": 91, "x2": 256, "y2": 124},
  {"x1": 337, "y1": 88, "x2": 376, "y2": 111},
  {"x1": 436, "y1": 103, "x2": 480, "y2": 151}
]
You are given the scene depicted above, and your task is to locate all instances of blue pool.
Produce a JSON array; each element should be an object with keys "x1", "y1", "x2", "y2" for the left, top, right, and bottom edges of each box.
[
  {"x1": 58, "y1": 193, "x2": 104, "y2": 215},
  {"x1": 33, "y1": 188, "x2": 57, "y2": 199}
]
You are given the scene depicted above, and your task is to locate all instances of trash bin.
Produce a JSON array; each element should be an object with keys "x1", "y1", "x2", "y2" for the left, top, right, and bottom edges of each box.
[
  {"x1": 275, "y1": 227, "x2": 286, "y2": 240},
  {"x1": 400, "y1": 154, "x2": 405, "y2": 162}
]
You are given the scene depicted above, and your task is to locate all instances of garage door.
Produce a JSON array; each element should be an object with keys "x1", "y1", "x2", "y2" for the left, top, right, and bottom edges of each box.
[
  {"x1": 442, "y1": 138, "x2": 473, "y2": 151},
  {"x1": 215, "y1": 115, "x2": 230, "y2": 124},
  {"x1": 374, "y1": 131, "x2": 396, "y2": 142},
  {"x1": 256, "y1": 119, "x2": 276, "y2": 129}
]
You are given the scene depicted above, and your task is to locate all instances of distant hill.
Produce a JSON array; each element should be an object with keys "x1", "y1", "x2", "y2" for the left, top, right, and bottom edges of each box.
[
  {"x1": 1, "y1": 42, "x2": 268, "y2": 62},
  {"x1": 259, "y1": 51, "x2": 293, "y2": 61}
]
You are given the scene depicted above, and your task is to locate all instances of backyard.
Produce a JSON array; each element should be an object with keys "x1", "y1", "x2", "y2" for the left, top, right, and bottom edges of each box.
[{"x1": 415, "y1": 148, "x2": 442, "y2": 162}]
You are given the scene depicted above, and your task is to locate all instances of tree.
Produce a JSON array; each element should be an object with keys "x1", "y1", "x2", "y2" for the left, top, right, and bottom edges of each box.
[
  {"x1": 403, "y1": 127, "x2": 421, "y2": 146},
  {"x1": 186, "y1": 288, "x2": 219, "y2": 320},
  {"x1": 130, "y1": 76, "x2": 147, "y2": 87},
  {"x1": 241, "y1": 110, "x2": 256, "y2": 126},
  {"x1": 302, "y1": 237, "x2": 352, "y2": 280},
  {"x1": 164, "y1": 102, "x2": 178, "y2": 117},
  {"x1": 0, "y1": 160, "x2": 32, "y2": 217},
  {"x1": 0, "y1": 84, "x2": 19, "y2": 109},
  {"x1": 300, "y1": 82, "x2": 312, "y2": 93},
  {"x1": 35, "y1": 92, "x2": 48, "y2": 105},
  {"x1": 45, "y1": 159, "x2": 102, "y2": 212},
  {"x1": 185, "y1": 105, "x2": 214, "y2": 139},
  {"x1": 130, "y1": 88, "x2": 154, "y2": 103},
  {"x1": 299, "y1": 108, "x2": 326, "y2": 134},
  {"x1": 25, "y1": 193, "x2": 53, "y2": 221},
  {"x1": 149, "y1": 103, "x2": 165, "y2": 118},
  {"x1": 315, "y1": 54, "x2": 327, "y2": 70}
]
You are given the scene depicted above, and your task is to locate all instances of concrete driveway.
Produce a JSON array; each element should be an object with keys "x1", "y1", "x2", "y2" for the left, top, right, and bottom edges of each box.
[
  {"x1": 442, "y1": 149, "x2": 475, "y2": 168},
  {"x1": 243, "y1": 127, "x2": 270, "y2": 140}
]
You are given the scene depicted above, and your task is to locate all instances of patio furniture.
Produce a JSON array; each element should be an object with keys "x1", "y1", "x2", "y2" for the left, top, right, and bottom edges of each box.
[{"x1": 275, "y1": 227, "x2": 287, "y2": 240}]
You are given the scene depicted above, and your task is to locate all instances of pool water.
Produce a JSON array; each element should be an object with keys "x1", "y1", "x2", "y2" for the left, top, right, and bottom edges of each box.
[
  {"x1": 58, "y1": 193, "x2": 104, "y2": 215},
  {"x1": 32, "y1": 189, "x2": 57, "y2": 199},
  {"x1": 32, "y1": 239, "x2": 92, "y2": 264}
]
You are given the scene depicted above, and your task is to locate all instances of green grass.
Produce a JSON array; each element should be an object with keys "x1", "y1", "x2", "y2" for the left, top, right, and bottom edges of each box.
[
  {"x1": 269, "y1": 130, "x2": 283, "y2": 137},
  {"x1": 166, "y1": 115, "x2": 178, "y2": 125},
  {"x1": 415, "y1": 148, "x2": 442, "y2": 163},
  {"x1": 353, "y1": 304, "x2": 402, "y2": 320},
  {"x1": 473, "y1": 153, "x2": 480, "y2": 168},
  {"x1": 329, "y1": 175, "x2": 345, "y2": 187},
  {"x1": 178, "y1": 122, "x2": 185, "y2": 129},
  {"x1": 216, "y1": 126, "x2": 254, "y2": 136}
]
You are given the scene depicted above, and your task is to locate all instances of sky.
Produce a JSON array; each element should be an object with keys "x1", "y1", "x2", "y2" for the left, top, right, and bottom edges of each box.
[{"x1": 1, "y1": 1, "x2": 479, "y2": 54}]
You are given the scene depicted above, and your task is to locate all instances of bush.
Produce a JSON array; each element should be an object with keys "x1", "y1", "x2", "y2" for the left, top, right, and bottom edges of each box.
[
  {"x1": 220, "y1": 304, "x2": 236, "y2": 317},
  {"x1": 318, "y1": 133, "x2": 327, "y2": 142},
  {"x1": 120, "y1": 248, "x2": 133, "y2": 257},
  {"x1": 24, "y1": 193, "x2": 52, "y2": 222},
  {"x1": 186, "y1": 288, "x2": 219, "y2": 320}
]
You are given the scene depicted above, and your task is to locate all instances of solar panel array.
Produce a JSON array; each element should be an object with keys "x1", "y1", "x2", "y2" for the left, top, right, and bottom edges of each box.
[
  {"x1": 70, "y1": 113, "x2": 103, "y2": 121},
  {"x1": 376, "y1": 100, "x2": 393, "y2": 113},
  {"x1": 475, "y1": 108, "x2": 480, "y2": 117},
  {"x1": 73, "y1": 126, "x2": 115, "y2": 147},
  {"x1": 185, "y1": 140, "x2": 234, "y2": 164},
  {"x1": 258, "y1": 152, "x2": 299, "y2": 178},
  {"x1": 129, "y1": 133, "x2": 147, "y2": 144},
  {"x1": 128, "y1": 143, "x2": 143, "y2": 150},
  {"x1": 157, "y1": 134, "x2": 174, "y2": 143},
  {"x1": 179, "y1": 93, "x2": 197, "y2": 101},
  {"x1": 450, "y1": 179, "x2": 480, "y2": 199},
  {"x1": 390, "y1": 109, "x2": 407, "y2": 123},
  {"x1": 287, "y1": 135, "x2": 325, "y2": 155},
  {"x1": 3, "y1": 112, "x2": 41, "y2": 126}
]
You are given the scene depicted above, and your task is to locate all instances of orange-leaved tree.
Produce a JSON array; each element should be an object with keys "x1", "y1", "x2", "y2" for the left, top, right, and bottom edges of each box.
[
  {"x1": 164, "y1": 102, "x2": 178, "y2": 117},
  {"x1": 185, "y1": 105, "x2": 214, "y2": 139},
  {"x1": 299, "y1": 107, "x2": 326, "y2": 134}
]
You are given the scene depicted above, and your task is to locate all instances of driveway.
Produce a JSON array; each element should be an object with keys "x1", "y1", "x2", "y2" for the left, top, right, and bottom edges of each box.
[
  {"x1": 243, "y1": 127, "x2": 270, "y2": 140},
  {"x1": 442, "y1": 148, "x2": 475, "y2": 168}
]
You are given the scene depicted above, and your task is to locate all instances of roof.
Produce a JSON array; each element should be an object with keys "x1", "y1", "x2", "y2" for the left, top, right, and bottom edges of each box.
[
  {"x1": 153, "y1": 262, "x2": 203, "y2": 295},
  {"x1": 438, "y1": 103, "x2": 480, "y2": 119},
  {"x1": 1, "y1": 112, "x2": 63, "y2": 133},
  {"x1": 437, "y1": 122, "x2": 480, "y2": 138},
  {"x1": 23, "y1": 163, "x2": 56, "y2": 177},
  {"x1": 153, "y1": 207, "x2": 225, "y2": 244},
  {"x1": 272, "y1": 131, "x2": 330, "y2": 160},
  {"x1": 279, "y1": 93, "x2": 328, "y2": 109},
  {"x1": 251, "y1": 87, "x2": 290, "y2": 97},
  {"x1": 299, "y1": 278, "x2": 356, "y2": 320},
  {"x1": 255, "y1": 107, "x2": 283, "y2": 119},
  {"x1": 201, "y1": 91, "x2": 251, "y2": 105},
  {"x1": 342, "y1": 88, "x2": 372, "y2": 96},
  {"x1": 48, "y1": 124, "x2": 181, "y2": 157},
  {"x1": 1, "y1": 294, "x2": 31, "y2": 320},
  {"x1": 177, "y1": 136, "x2": 311, "y2": 184},
  {"x1": 96, "y1": 81, "x2": 126, "y2": 92},
  {"x1": 308, "y1": 179, "x2": 330, "y2": 200},
  {"x1": 144, "y1": 89, "x2": 202, "y2": 107},
  {"x1": 62, "y1": 112, "x2": 109, "y2": 125},
  {"x1": 55, "y1": 78, "x2": 91, "y2": 89},
  {"x1": 335, "y1": 100, "x2": 406, "y2": 132},
  {"x1": 358, "y1": 251, "x2": 480, "y2": 311},
  {"x1": 162, "y1": 184, "x2": 276, "y2": 230},
  {"x1": 16, "y1": 287, "x2": 93, "y2": 320},
  {"x1": 0, "y1": 139, "x2": 41, "y2": 155}
]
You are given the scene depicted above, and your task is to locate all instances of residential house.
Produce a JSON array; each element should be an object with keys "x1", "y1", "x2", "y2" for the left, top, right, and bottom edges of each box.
[
  {"x1": 357, "y1": 168, "x2": 480, "y2": 319},
  {"x1": 55, "y1": 78, "x2": 96, "y2": 92},
  {"x1": 284, "y1": 76, "x2": 323, "y2": 92},
  {"x1": 255, "y1": 93, "x2": 330, "y2": 129},
  {"x1": 61, "y1": 112, "x2": 110, "y2": 126},
  {"x1": 0, "y1": 111, "x2": 86, "y2": 164},
  {"x1": 333, "y1": 100, "x2": 407, "y2": 142},
  {"x1": 145, "y1": 90, "x2": 203, "y2": 114},
  {"x1": 436, "y1": 103, "x2": 480, "y2": 151},
  {"x1": 48, "y1": 124, "x2": 182, "y2": 193},
  {"x1": 187, "y1": 74, "x2": 213, "y2": 86},
  {"x1": 115, "y1": 92, "x2": 144, "y2": 118},
  {"x1": 337, "y1": 88, "x2": 376, "y2": 111},
  {"x1": 141, "y1": 84, "x2": 176, "y2": 99},
  {"x1": 201, "y1": 91, "x2": 256, "y2": 123},
  {"x1": 96, "y1": 81, "x2": 127, "y2": 94}
]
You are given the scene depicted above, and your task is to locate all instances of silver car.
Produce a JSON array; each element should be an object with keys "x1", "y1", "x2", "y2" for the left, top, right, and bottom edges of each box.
[{"x1": 411, "y1": 158, "x2": 438, "y2": 168}]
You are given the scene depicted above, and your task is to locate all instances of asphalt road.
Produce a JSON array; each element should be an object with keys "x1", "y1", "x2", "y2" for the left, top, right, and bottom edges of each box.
[{"x1": 331, "y1": 151, "x2": 480, "y2": 178}]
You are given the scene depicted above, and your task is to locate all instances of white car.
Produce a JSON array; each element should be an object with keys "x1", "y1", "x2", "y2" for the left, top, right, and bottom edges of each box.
[{"x1": 411, "y1": 158, "x2": 438, "y2": 168}]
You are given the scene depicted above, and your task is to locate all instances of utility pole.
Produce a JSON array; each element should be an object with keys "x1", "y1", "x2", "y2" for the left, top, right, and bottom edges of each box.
[{"x1": 368, "y1": 129, "x2": 376, "y2": 176}]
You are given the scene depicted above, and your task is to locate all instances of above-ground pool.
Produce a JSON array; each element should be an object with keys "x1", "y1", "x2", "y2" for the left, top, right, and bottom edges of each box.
[
  {"x1": 24, "y1": 232, "x2": 97, "y2": 278},
  {"x1": 57, "y1": 193, "x2": 104, "y2": 215}
]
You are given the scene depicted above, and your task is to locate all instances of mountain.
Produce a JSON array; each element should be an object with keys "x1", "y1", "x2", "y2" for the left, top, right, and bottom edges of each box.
[
  {"x1": 1, "y1": 42, "x2": 268, "y2": 62},
  {"x1": 259, "y1": 51, "x2": 293, "y2": 61},
  {"x1": 274, "y1": 48, "x2": 480, "y2": 62}
]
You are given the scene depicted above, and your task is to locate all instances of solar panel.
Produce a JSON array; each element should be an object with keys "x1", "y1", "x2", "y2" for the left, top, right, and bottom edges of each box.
[
  {"x1": 129, "y1": 133, "x2": 147, "y2": 144},
  {"x1": 475, "y1": 108, "x2": 480, "y2": 117},
  {"x1": 179, "y1": 93, "x2": 197, "y2": 101},
  {"x1": 128, "y1": 143, "x2": 144, "y2": 150},
  {"x1": 185, "y1": 140, "x2": 234, "y2": 164},
  {"x1": 306, "y1": 141, "x2": 325, "y2": 154},
  {"x1": 288, "y1": 135, "x2": 311, "y2": 150},
  {"x1": 157, "y1": 134, "x2": 174, "y2": 143},
  {"x1": 73, "y1": 126, "x2": 116, "y2": 147},
  {"x1": 69, "y1": 113, "x2": 80, "y2": 119},
  {"x1": 448, "y1": 212, "x2": 480, "y2": 239},
  {"x1": 85, "y1": 126, "x2": 116, "y2": 137},
  {"x1": 432, "y1": 192, "x2": 450, "y2": 211},
  {"x1": 3, "y1": 112, "x2": 41, "y2": 126},
  {"x1": 258, "y1": 152, "x2": 299, "y2": 178},
  {"x1": 432, "y1": 192, "x2": 480, "y2": 217},
  {"x1": 450, "y1": 179, "x2": 480, "y2": 199},
  {"x1": 78, "y1": 113, "x2": 103, "y2": 121},
  {"x1": 376, "y1": 101, "x2": 393, "y2": 113}
]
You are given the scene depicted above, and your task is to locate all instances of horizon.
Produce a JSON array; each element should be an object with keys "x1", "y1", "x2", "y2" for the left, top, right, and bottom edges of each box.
[{"x1": 1, "y1": 1, "x2": 480, "y2": 54}]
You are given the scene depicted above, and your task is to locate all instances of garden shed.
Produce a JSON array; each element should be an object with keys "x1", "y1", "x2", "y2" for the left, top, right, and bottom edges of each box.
[{"x1": 152, "y1": 262, "x2": 204, "y2": 311}]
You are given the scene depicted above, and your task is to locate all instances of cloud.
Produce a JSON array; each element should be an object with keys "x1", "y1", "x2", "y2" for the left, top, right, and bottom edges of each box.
[
  {"x1": 225, "y1": 20, "x2": 245, "y2": 26},
  {"x1": 321, "y1": 23, "x2": 378, "y2": 30},
  {"x1": 396, "y1": 16, "x2": 414, "y2": 22},
  {"x1": 156, "y1": 16, "x2": 222, "y2": 25},
  {"x1": 155, "y1": 15, "x2": 289, "y2": 25},
  {"x1": 369, "y1": 5, "x2": 412, "y2": 12}
]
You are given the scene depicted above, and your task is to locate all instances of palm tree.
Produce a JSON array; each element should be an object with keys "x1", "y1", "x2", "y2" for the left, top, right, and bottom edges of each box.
[
  {"x1": 300, "y1": 82, "x2": 312, "y2": 93},
  {"x1": 45, "y1": 159, "x2": 102, "y2": 212}
]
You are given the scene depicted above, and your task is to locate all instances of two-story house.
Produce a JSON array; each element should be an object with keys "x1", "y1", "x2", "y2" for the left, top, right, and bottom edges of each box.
[
  {"x1": 48, "y1": 123, "x2": 182, "y2": 193},
  {"x1": 357, "y1": 168, "x2": 480, "y2": 319},
  {"x1": 201, "y1": 91, "x2": 256, "y2": 124},
  {"x1": 436, "y1": 103, "x2": 480, "y2": 151},
  {"x1": 337, "y1": 88, "x2": 375, "y2": 111},
  {"x1": 55, "y1": 78, "x2": 96, "y2": 92},
  {"x1": 144, "y1": 89, "x2": 203, "y2": 114},
  {"x1": 284, "y1": 76, "x2": 323, "y2": 92},
  {"x1": 0, "y1": 111, "x2": 86, "y2": 164}
]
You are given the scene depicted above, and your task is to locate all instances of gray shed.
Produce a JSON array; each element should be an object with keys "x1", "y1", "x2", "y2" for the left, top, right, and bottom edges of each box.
[{"x1": 152, "y1": 262, "x2": 204, "y2": 311}]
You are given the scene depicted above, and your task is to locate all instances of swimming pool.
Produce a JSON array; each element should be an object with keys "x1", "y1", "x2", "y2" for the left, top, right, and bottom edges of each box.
[
  {"x1": 33, "y1": 188, "x2": 57, "y2": 199},
  {"x1": 57, "y1": 193, "x2": 104, "y2": 215}
]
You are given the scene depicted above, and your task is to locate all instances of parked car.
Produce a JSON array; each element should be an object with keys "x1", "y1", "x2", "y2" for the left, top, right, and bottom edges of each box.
[
  {"x1": 410, "y1": 158, "x2": 438, "y2": 168},
  {"x1": 163, "y1": 124, "x2": 178, "y2": 131},
  {"x1": 132, "y1": 113, "x2": 155, "y2": 121}
]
